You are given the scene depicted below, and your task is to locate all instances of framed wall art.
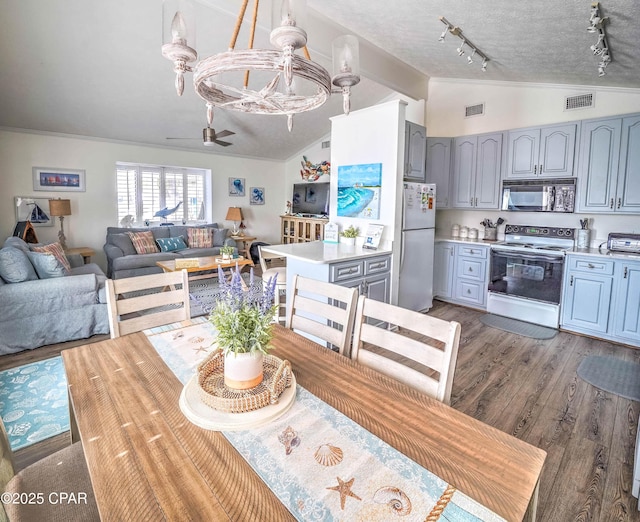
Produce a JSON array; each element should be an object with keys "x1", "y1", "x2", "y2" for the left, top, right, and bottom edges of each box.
[
  {"x1": 337, "y1": 163, "x2": 382, "y2": 219},
  {"x1": 228, "y1": 177, "x2": 246, "y2": 197},
  {"x1": 33, "y1": 167, "x2": 85, "y2": 192},
  {"x1": 250, "y1": 187, "x2": 265, "y2": 205},
  {"x1": 14, "y1": 196, "x2": 54, "y2": 227}
]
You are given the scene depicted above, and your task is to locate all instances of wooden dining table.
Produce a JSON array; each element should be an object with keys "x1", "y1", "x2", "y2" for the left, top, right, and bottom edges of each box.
[{"x1": 62, "y1": 323, "x2": 545, "y2": 521}]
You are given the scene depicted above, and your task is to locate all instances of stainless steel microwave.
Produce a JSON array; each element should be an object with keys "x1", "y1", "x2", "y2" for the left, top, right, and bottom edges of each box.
[{"x1": 501, "y1": 178, "x2": 576, "y2": 213}]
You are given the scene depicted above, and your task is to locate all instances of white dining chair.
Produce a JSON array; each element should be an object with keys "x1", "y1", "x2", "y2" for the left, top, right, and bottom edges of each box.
[
  {"x1": 351, "y1": 296, "x2": 462, "y2": 404},
  {"x1": 0, "y1": 420, "x2": 100, "y2": 521},
  {"x1": 258, "y1": 245, "x2": 287, "y2": 324},
  {"x1": 106, "y1": 270, "x2": 191, "y2": 338},
  {"x1": 286, "y1": 275, "x2": 358, "y2": 356}
]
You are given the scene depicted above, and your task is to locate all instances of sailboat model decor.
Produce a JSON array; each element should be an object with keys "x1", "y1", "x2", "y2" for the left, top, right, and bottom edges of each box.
[{"x1": 14, "y1": 197, "x2": 54, "y2": 227}]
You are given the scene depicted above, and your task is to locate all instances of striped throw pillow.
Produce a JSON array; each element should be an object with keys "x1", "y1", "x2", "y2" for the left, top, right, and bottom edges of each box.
[
  {"x1": 127, "y1": 231, "x2": 159, "y2": 254},
  {"x1": 31, "y1": 242, "x2": 71, "y2": 273},
  {"x1": 187, "y1": 228, "x2": 213, "y2": 248}
]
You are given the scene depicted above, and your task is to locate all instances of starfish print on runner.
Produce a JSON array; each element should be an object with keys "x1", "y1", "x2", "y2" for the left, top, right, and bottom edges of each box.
[{"x1": 326, "y1": 477, "x2": 362, "y2": 510}]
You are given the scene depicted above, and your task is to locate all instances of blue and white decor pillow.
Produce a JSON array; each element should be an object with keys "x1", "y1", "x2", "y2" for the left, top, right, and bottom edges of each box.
[{"x1": 156, "y1": 236, "x2": 188, "y2": 252}]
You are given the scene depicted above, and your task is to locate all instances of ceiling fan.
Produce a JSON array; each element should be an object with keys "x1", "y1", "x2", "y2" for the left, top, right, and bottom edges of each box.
[{"x1": 166, "y1": 126, "x2": 235, "y2": 147}]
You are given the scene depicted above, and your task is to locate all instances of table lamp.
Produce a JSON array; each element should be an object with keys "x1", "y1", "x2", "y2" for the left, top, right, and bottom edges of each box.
[
  {"x1": 49, "y1": 198, "x2": 72, "y2": 249},
  {"x1": 225, "y1": 207, "x2": 243, "y2": 236}
]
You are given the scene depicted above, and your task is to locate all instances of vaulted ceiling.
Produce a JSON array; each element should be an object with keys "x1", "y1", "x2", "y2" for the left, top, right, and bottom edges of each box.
[{"x1": 0, "y1": 0, "x2": 637, "y2": 160}]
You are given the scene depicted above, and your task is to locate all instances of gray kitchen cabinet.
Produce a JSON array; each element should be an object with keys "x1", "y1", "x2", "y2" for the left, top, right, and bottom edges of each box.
[
  {"x1": 506, "y1": 123, "x2": 577, "y2": 179},
  {"x1": 404, "y1": 121, "x2": 427, "y2": 182},
  {"x1": 561, "y1": 254, "x2": 640, "y2": 347},
  {"x1": 612, "y1": 261, "x2": 640, "y2": 344},
  {"x1": 426, "y1": 137, "x2": 452, "y2": 209},
  {"x1": 330, "y1": 254, "x2": 391, "y2": 304},
  {"x1": 561, "y1": 257, "x2": 614, "y2": 334},
  {"x1": 433, "y1": 241, "x2": 454, "y2": 298},
  {"x1": 577, "y1": 114, "x2": 640, "y2": 213},
  {"x1": 451, "y1": 132, "x2": 502, "y2": 209}
]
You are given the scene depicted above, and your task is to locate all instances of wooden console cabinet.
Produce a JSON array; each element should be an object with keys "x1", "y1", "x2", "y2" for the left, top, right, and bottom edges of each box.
[{"x1": 281, "y1": 215, "x2": 328, "y2": 244}]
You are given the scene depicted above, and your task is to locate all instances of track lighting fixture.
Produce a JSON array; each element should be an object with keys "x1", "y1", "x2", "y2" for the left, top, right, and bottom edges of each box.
[
  {"x1": 588, "y1": 2, "x2": 611, "y2": 77},
  {"x1": 438, "y1": 16, "x2": 489, "y2": 72}
]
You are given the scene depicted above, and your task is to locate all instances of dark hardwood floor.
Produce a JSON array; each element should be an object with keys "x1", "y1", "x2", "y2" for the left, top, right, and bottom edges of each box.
[{"x1": 2, "y1": 298, "x2": 639, "y2": 521}]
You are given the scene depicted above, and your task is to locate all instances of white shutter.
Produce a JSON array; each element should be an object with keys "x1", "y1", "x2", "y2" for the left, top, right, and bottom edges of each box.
[
  {"x1": 140, "y1": 167, "x2": 162, "y2": 222},
  {"x1": 116, "y1": 166, "x2": 137, "y2": 225},
  {"x1": 186, "y1": 172, "x2": 205, "y2": 222}
]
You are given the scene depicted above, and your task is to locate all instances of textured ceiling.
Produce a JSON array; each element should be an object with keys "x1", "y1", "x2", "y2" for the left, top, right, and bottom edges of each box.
[{"x1": 0, "y1": 0, "x2": 638, "y2": 161}]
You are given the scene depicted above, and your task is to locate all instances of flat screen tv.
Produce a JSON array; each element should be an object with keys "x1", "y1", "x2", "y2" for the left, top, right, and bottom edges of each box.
[{"x1": 291, "y1": 183, "x2": 330, "y2": 216}]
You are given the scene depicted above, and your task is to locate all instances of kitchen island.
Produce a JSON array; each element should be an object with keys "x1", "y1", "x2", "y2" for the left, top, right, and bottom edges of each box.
[{"x1": 261, "y1": 241, "x2": 393, "y2": 329}]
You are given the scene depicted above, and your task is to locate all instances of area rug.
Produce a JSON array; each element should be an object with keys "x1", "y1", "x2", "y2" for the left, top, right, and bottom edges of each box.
[
  {"x1": 479, "y1": 314, "x2": 558, "y2": 340},
  {"x1": 577, "y1": 356, "x2": 640, "y2": 401},
  {"x1": 189, "y1": 274, "x2": 262, "y2": 317},
  {"x1": 0, "y1": 357, "x2": 70, "y2": 451}
]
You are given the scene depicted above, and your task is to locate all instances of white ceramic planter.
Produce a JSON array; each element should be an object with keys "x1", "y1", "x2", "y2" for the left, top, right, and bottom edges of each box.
[
  {"x1": 222, "y1": 254, "x2": 231, "y2": 261},
  {"x1": 340, "y1": 237, "x2": 356, "y2": 246},
  {"x1": 224, "y1": 352, "x2": 264, "y2": 390}
]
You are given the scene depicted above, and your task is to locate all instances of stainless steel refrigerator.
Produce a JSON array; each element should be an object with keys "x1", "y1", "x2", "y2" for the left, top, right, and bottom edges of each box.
[{"x1": 398, "y1": 182, "x2": 436, "y2": 312}]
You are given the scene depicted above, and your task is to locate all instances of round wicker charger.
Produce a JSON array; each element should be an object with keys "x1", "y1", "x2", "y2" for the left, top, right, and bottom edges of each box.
[{"x1": 196, "y1": 348, "x2": 293, "y2": 414}]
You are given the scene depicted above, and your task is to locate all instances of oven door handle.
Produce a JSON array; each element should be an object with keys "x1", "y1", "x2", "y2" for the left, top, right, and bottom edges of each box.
[{"x1": 491, "y1": 249, "x2": 564, "y2": 263}]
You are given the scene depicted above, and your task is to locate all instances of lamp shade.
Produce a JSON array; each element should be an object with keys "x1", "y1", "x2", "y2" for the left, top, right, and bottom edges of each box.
[
  {"x1": 49, "y1": 199, "x2": 71, "y2": 216},
  {"x1": 225, "y1": 207, "x2": 243, "y2": 221}
]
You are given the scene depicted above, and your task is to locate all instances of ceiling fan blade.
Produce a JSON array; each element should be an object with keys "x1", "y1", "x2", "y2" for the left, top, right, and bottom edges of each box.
[
  {"x1": 166, "y1": 137, "x2": 198, "y2": 140},
  {"x1": 214, "y1": 129, "x2": 235, "y2": 139},
  {"x1": 214, "y1": 139, "x2": 233, "y2": 147}
]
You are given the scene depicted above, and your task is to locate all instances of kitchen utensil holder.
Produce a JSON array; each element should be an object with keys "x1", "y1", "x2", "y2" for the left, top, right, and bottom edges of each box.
[
  {"x1": 484, "y1": 227, "x2": 497, "y2": 241},
  {"x1": 577, "y1": 229, "x2": 590, "y2": 249}
]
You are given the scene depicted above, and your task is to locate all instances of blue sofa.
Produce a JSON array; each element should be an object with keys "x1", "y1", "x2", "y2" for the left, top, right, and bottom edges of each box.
[
  {"x1": 103, "y1": 224, "x2": 237, "y2": 279},
  {"x1": 0, "y1": 237, "x2": 109, "y2": 355}
]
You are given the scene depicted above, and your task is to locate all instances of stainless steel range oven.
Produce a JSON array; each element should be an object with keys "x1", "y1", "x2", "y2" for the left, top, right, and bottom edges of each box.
[{"x1": 487, "y1": 225, "x2": 575, "y2": 328}]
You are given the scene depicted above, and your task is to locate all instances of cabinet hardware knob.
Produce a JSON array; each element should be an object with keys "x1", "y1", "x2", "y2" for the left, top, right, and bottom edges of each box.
[
  {"x1": 474, "y1": 197, "x2": 478, "y2": 206},
  {"x1": 469, "y1": 267, "x2": 473, "y2": 272},
  {"x1": 624, "y1": 267, "x2": 628, "y2": 278},
  {"x1": 587, "y1": 263, "x2": 595, "y2": 269},
  {"x1": 470, "y1": 197, "x2": 473, "y2": 205},
  {"x1": 617, "y1": 197, "x2": 622, "y2": 209},
  {"x1": 534, "y1": 165, "x2": 537, "y2": 175},
  {"x1": 467, "y1": 289, "x2": 471, "y2": 294},
  {"x1": 570, "y1": 275, "x2": 574, "y2": 286},
  {"x1": 610, "y1": 198, "x2": 614, "y2": 209},
  {"x1": 540, "y1": 164, "x2": 543, "y2": 174}
]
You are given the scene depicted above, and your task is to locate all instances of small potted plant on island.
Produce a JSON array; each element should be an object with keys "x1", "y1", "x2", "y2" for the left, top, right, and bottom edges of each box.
[
  {"x1": 209, "y1": 267, "x2": 279, "y2": 390},
  {"x1": 340, "y1": 225, "x2": 359, "y2": 246},
  {"x1": 220, "y1": 245, "x2": 234, "y2": 261}
]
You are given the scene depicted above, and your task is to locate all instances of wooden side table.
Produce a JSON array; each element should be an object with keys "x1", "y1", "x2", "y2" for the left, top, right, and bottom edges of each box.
[
  {"x1": 66, "y1": 247, "x2": 95, "y2": 264},
  {"x1": 230, "y1": 236, "x2": 257, "y2": 260}
]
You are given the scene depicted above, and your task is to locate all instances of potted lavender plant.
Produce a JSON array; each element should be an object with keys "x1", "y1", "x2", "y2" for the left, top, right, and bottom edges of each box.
[{"x1": 209, "y1": 266, "x2": 278, "y2": 390}]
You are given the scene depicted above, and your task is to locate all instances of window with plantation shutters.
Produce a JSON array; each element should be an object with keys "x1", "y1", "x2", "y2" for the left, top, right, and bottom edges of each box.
[{"x1": 115, "y1": 163, "x2": 209, "y2": 225}]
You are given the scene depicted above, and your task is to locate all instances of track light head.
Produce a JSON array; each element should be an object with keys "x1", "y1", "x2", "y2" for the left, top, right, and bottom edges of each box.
[
  {"x1": 481, "y1": 58, "x2": 487, "y2": 72},
  {"x1": 438, "y1": 29, "x2": 447, "y2": 42}
]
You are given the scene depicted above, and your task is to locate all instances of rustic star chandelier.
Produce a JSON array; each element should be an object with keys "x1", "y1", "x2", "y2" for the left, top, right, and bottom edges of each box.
[{"x1": 161, "y1": 0, "x2": 361, "y2": 131}]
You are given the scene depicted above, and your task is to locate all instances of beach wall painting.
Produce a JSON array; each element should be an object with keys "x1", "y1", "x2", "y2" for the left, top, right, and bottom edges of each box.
[{"x1": 337, "y1": 163, "x2": 382, "y2": 219}]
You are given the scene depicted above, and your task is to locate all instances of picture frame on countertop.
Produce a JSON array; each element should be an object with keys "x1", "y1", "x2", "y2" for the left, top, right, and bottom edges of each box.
[
  {"x1": 33, "y1": 167, "x2": 85, "y2": 192},
  {"x1": 323, "y1": 222, "x2": 339, "y2": 243},
  {"x1": 14, "y1": 196, "x2": 54, "y2": 227},
  {"x1": 229, "y1": 177, "x2": 246, "y2": 197},
  {"x1": 250, "y1": 187, "x2": 265, "y2": 205},
  {"x1": 363, "y1": 224, "x2": 384, "y2": 250}
]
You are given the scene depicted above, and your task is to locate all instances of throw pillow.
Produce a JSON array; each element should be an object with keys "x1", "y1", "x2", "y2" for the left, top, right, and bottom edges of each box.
[
  {"x1": 156, "y1": 236, "x2": 187, "y2": 252},
  {"x1": 111, "y1": 233, "x2": 137, "y2": 256},
  {"x1": 0, "y1": 247, "x2": 39, "y2": 283},
  {"x1": 187, "y1": 228, "x2": 213, "y2": 248},
  {"x1": 31, "y1": 242, "x2": 71, "y2": 273},
  {"x1": 127, "y1": 231, "x2": 159, "y2": 254},
  {"x1": 27, "y1": 252, "x2": 67, "y2": 279},
  {"x1": 213, "y1": 228, "x2": 229, "y2": 247}
]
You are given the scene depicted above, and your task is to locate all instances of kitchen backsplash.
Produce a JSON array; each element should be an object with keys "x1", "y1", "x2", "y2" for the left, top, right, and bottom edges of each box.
[{"x1": 436, "y1": 209, "x2": 638, "y2": 248}]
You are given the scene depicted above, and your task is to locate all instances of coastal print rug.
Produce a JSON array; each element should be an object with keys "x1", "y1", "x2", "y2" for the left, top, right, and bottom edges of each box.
[
  {"x1": 479, "y1": 314, "x2": 557, "y2": 340},
  {"x1": 0, "y1": 357, "x2": 70, "y2": 450},
  {"x1": 188, "y1": 273, "x2": 261, "y2": 317},
  {"x1": 577, "y1": 356, "x2": 640, "y2": 402}
]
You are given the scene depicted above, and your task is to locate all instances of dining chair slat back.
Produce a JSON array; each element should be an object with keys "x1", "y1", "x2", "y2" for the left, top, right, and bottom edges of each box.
[
  {"x1": 351, "y1": 296, "x2": 461, "y2": 404},
  {"x1": 0, "y1": 419, "x2": 99, "y2": 521},
  {"x1": 286, "y1": 275, "x2": 358, "y2": 355},
  {"x1": 258, "y1": 246, "x2": 287, "y2": 324},
  {"x1": 106, "y1": 270, "x2": 191, "y2": 338}
]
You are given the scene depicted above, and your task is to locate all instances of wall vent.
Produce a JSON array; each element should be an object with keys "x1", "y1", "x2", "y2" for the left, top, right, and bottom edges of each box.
[
  {"x1": 465, "y1": 103, "x2": 485, "y2": 118},
  {"x1": 321, "y1": 140, "x2": 331, "y2": 149},
  {"x1": 564, "y1": 93, "x2": 595, "y2": 111}
]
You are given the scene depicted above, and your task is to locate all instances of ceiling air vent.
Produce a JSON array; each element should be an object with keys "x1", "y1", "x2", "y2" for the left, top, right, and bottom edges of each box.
[
  {"x1": 465, "y1": 103, "x2": 485, "y2": 118},
  {"x1": 564, "y1": 93, "x2": 594, "y2": 111},
  {"x1": 321, "y1": 140, "x2": 331, "y2": 149}
]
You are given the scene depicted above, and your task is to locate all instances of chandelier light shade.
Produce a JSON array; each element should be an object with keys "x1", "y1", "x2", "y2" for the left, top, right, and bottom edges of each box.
[
  {"x1": 49, "y1": 198, "x2": 72, "y2": 250},
  {"x1": 161, "y1": 0, "x2": 360, "y2": 132},
  {"x1": 226, "y1": 206, "x2": 244, "y2": 235}
]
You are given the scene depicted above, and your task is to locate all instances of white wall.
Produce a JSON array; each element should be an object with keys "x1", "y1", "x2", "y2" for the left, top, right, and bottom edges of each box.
[
  {"x1": 426, "y1": 79, "x2": 640, "y2": 244},
  {"x1": 0, "y1": 130, "x2": 285, "y2": 271}
]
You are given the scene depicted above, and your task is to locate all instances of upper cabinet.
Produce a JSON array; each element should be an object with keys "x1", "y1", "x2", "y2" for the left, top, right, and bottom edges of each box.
[
  {"x1": 577, "y1": 114, "x2": 640, "y2": 213},
  {"x1": 451, "y1": 132, "x2": 503, "y2": 209},
  {"x1": 425, "y1": 138, "x2": 452, "y2": 209},
  {"x1": 505, "y1": 123, "x2": 577, "y2": 179},
  {"x1": 404, "y1": 121, "x2": 427, "y2": 182}
]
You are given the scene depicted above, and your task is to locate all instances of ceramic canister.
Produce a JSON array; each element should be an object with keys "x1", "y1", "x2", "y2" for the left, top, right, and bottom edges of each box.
[
  {"x1": 451, "y1": 224, "x2": 460, "y2": 237},
  {"x1": 468, "y1": 228, "x2": 479, "y2": 239},
  {"x1": 459, "y1": 226, "x2": 469, "y2": 238}
]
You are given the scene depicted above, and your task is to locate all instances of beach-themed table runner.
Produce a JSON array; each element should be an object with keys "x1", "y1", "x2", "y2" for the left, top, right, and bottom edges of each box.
[{"x1": 146, "y1": 319, "x2": 506, "y2": 522}]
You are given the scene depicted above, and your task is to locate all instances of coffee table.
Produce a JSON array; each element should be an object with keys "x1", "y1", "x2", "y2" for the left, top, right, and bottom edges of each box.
[{"x1": 156, "y1": 256, "x2": 254, "y2": 289}]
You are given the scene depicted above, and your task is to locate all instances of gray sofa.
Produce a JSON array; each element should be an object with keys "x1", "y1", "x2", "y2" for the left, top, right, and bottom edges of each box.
[
  {"x1": 103, "y1": 224, "x2": 237, "y2": 279},
  {"x1": 0, "y1": 237, "x2": 109, "y2": 355}
]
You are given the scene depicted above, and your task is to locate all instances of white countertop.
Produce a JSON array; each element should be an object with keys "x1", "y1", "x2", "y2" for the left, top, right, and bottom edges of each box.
[
  {"x1": 435, "y1": 236, "x2": 497, "y2": 247},
  {"x1": 261, "y1": 241, "x2": 392, "y2": 264}
]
